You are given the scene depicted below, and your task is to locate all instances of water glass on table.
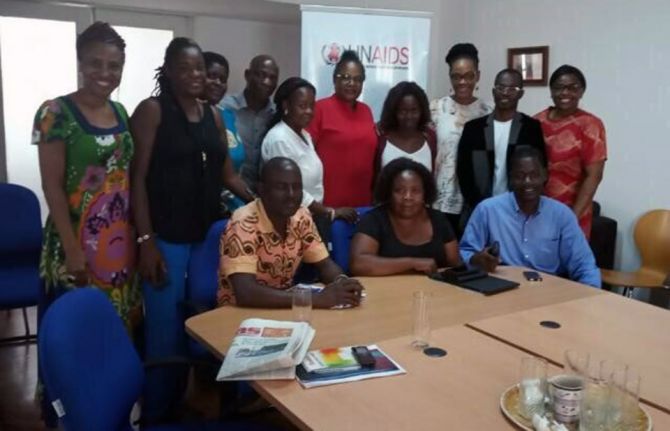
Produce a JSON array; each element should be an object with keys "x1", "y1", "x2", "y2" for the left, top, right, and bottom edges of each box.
[
  {"x1": 411, "y1": 291, "x2": 431, "y2": 349},
  {"x1": 292, "y1": 284, "x2": 312, "y2": 323},
  {"x1": 578, "y1": 358, "x2": 616, "y2": 431},
  {"x1": 519, "y1": 356, "x2": 548, "y2": 420},
  {"x1": 605, "y1": 365, "x2": 641, "y2": 430}
]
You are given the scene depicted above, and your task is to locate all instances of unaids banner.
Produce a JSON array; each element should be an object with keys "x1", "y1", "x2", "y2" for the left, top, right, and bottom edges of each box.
[{"x1": 301, "y1": 6, "x2": 431, "y2": 120}]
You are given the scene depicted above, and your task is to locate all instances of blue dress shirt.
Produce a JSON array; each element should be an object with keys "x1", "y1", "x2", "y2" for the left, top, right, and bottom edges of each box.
[{"x1": 460, "y1": 192, "x2": 601, "y2": 288}]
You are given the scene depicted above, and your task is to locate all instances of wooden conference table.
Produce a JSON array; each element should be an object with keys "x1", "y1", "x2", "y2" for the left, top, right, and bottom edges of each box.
[
  {"x1": 185, "y1": 267, "x2": 670, "y2": 430},
  {"x1": 468, "y1": 293, "x2": 670, "y2": 413}
]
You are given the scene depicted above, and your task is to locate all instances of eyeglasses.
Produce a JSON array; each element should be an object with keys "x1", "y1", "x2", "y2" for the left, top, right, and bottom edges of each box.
[
  {"x1": 493, "y1": 85, "x2": 522, "y2": 95},
  {"x1": 336, "y1": 73, "x2": 364, "y2": 84},
  {"x1": 449, "y1": 72, "x2": 477, "y2": 83},
  {"x1": 550, "y1": 83, "x2": 583, "y2": 93}
]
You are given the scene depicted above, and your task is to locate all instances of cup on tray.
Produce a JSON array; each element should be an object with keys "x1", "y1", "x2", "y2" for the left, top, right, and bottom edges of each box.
[{"x1": 550, "y1": 350, "x2": 589, "y2": 424}]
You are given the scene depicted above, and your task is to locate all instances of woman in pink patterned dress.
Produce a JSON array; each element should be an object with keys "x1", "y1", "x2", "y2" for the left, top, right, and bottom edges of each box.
[{"x1": 534, "y1": 65, "x2": 606, "y2": 239}]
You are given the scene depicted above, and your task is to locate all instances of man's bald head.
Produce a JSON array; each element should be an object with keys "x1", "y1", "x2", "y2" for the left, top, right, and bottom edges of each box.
[
  {"x1": 245, "y1": 55, "x2": 279, "y2": 104},
  {"x1": 249, "y1": 54, "x2": 277, "y2": 70},
  {"x1": 259, "y1": 157, "x2": 303, "y2": 220}
]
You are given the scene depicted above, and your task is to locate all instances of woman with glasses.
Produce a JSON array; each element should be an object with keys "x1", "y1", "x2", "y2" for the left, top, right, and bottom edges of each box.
[
  {"x1": 456, "y1": 68, "x2": 546, "y2": 217},
  {"x1": 534, "y1": 65, "x2": 606, "y2": 239},
  {"x1": 306, "y1": 50, "x2": 377, "y2": 208},
  {"x1": 430, "y1": 43, "x2": 492, "y2": 237}
]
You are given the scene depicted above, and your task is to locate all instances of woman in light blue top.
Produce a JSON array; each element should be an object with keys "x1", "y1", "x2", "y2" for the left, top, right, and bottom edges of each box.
[{"x1": 203, "y1": 51, "x2": 247, "y2": 214}]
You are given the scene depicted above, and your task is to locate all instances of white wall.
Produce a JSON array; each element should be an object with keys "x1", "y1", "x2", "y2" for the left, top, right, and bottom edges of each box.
[
  {"x1": 194, "y1": 16, "x2": 300, "y2": 94},
  {"x1": 458, "y1": 0, "x2": 670, "y2": 271}
]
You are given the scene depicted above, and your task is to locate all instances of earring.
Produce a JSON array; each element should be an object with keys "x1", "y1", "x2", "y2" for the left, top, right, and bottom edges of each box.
[
  {"x1": 475, "y1": 85, "x2": 479, "y2": 92},
  {"x1": 284, "y1": 109, "x2": 288, "y2": 115},
  {"x1": 449, "y1": 88, "x2": 454, "y2": 95}
]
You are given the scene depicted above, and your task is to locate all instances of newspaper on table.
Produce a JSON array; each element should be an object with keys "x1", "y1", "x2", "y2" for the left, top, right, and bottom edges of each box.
[{"x1": 216, "y1": 318, "x2": 315, "y2": 381}]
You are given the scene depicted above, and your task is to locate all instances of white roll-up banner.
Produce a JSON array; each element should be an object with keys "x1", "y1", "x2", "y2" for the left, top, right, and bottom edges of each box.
[{"x1": 301, "y1": 5, "x2": 431, "y2": 120}]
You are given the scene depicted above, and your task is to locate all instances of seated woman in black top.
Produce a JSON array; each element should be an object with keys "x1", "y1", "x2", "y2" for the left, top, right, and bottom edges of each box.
[{"x1": 350, "y1": 158, "x2": 462, "y2": 276}]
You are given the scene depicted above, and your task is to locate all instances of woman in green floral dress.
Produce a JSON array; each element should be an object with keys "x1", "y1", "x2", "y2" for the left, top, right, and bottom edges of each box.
[{"x1": 33, "y1": 22, "x2": 141, "y2": 333}]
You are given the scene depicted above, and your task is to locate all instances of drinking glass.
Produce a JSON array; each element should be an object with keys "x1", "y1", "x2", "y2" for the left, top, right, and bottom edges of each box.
[
  {"x1": 579, "y1": 358, "x2": 619, "y2": 431},
  {"x1": 292, "y1": 284, "x2": 312, "y2": 323},
  {"x1": 606, "y1": 366, "x2": 641, "y2": 430},
  {"x1": 519, "y1": 356, "x2": 548, "y2": 420},
  {"x1": 411, "y1": 291, "x2": 431, "y2": 349}
]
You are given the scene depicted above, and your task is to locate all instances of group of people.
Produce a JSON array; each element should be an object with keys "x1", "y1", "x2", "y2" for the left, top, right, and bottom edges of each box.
[{"x1": 33, "y1": 22, "x2": 606, "y2": 426}]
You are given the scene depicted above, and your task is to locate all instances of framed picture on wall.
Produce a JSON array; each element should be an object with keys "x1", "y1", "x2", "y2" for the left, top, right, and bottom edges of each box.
[{"x1": 507, "y1": 46, "x2": 549, "y2": 86}]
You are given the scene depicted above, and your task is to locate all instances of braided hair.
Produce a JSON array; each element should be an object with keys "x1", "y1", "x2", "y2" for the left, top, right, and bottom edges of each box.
[
  {"x1": 76, "y1": 21, "x2": 125, "y2": 60},
  {"x1": 152, "y1": 37, "x2": 203, "y2": 96},
  {"x1": 264, "y1": 77, "x2": 316, "y2": 136}
]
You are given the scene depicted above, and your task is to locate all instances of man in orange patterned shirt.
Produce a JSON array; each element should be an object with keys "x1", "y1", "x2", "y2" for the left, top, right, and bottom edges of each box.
[{"x1": 217, "y1": 157, "x2": 363, "y2": 308}]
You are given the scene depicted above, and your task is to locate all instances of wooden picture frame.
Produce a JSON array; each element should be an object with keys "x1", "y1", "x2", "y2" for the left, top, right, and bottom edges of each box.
[{"x1": 507, "y1": 46, "x2": 549, "y2": 86}]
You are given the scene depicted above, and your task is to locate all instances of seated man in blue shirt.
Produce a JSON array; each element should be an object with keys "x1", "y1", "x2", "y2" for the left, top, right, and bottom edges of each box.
[{"x1": 460, "y1": 146, "x2": 601, "y2": 287}]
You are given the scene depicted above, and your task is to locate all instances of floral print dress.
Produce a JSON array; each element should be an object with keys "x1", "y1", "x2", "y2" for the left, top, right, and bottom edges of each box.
[{"x1": 32, "y1": 96, "x2": 141, "y2": 331}]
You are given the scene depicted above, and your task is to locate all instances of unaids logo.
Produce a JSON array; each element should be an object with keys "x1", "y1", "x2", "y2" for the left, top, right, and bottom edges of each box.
[
  {"x1": 320, "y1": 42, "x2": 410, "y2": 69},
  {"x1": 321, "y1": 43, "x2": 343, "y2": 65}
]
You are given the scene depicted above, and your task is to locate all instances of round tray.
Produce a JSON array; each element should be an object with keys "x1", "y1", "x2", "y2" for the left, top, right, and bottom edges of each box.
[{"x1": 499, "y1": 384, "x2": 652, "y2": 431}]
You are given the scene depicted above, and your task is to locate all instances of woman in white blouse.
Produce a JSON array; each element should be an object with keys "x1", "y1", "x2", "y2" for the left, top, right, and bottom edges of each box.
[
  {"x1": 430, "y1": 43, "x2": 492, "y2": 237},
  {"x1": 261, "y1": 77, "x2": 358, "y2": 224}
]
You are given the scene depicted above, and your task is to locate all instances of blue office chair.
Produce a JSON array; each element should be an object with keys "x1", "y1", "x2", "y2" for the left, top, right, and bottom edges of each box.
[
  {"x1": 39, "y1": 288, "x2": 274, "y2": 431},
  {"x1": 185, "y1": 219, "x2": 228, "y2": 358},
  {"x1": 330, "y1": 206, "x2": 372, "y2": 275},
  {"x1": 0, "y1": 183, "x2": 42, "y2": 344}
]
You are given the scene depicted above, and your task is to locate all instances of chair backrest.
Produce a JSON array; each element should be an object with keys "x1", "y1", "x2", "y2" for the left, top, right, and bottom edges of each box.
[
  {"x1": 0, "y1": 183, "x2": 42, "y2": 257},
  {"x1": 330, "y1": 207, "x2": 372, "y2": 275},
  {"x1": 0, "y1": 183, "x2": 42, "y2": 308},
  {"x1": 187, "y1": 219, "x2": 229, "y2": 310},
  {"x1": 39, "y1": 288, "x2": 143, "y2": 431},
  {"x1": 634, "y1": 209, "x2": 670, "y2": 272}
]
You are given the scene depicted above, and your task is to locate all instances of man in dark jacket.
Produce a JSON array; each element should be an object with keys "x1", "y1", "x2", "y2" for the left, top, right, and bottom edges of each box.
[{"x1": 456, "y1": 68, "x2": 546, "y2": 219}]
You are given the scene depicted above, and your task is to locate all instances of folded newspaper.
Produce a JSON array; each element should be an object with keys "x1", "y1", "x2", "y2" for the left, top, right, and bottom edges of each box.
[{"x1": 216, "y1": 318, "x2": 315, "y2": 381}]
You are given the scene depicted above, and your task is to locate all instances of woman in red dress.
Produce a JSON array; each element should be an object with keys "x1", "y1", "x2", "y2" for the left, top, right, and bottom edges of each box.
[
  {"x1": 307, "y1": 50, "x2": 377, "y2": 208},
  {"x1": 534, "y1": 65, "x2": 606, "y2": 239}
]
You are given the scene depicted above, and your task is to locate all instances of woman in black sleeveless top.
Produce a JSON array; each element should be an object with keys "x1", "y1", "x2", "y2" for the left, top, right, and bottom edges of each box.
[{"x1": 129, "y1": 37, "x2": 252, "y2": 422}]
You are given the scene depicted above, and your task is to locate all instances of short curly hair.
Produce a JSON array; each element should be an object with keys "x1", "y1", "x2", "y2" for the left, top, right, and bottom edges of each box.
[
  {"x1": 379, "y1": 81, "x2": 431, "y2": 133},
  {"x1": 374, "y1": 158, "x2": 437, "y2": 205},
  {"x1": 549, "y1": 64, "x2": 587, "y2": 89},
  {"x1": 203, "y1": 51, "x2": 229, "y2": 73}
]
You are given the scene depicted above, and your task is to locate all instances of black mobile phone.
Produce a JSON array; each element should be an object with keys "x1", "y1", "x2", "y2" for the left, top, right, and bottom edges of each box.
[
  {"x1": 351, "y1": 346, "x2": 376, "y2": 367},
  {"x1": 523, "y1": 271, "x2": 543, "y2": 282},
  {"x1": 489, "y1": 241, "x2": 500, "y2": 258}
]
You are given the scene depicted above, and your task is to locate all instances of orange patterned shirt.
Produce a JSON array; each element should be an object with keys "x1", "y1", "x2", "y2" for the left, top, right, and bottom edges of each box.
[
  {"x1": 217, "y1": 199, "x2": 329, "y2": 306},
  {"x1": 534, "y1": 108, "x2": 607, "y2": 238}
]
